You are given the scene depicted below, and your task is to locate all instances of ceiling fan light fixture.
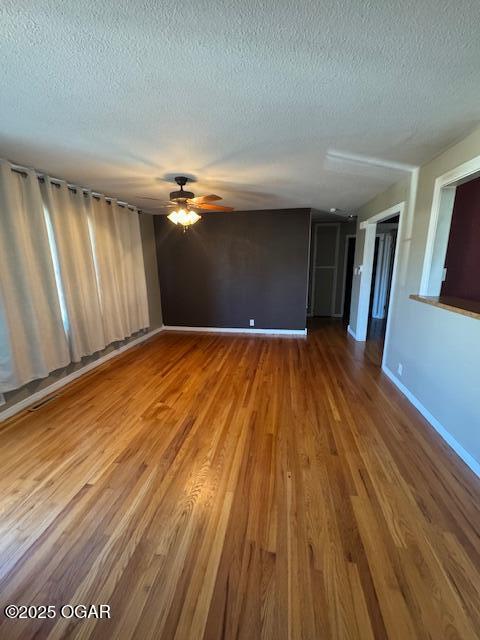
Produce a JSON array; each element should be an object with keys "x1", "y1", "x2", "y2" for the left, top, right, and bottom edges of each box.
[
  {"x1": 186, "y1": 211, "x2": 201, "y2": 225},
  {"x1": 167, "y1": 208, "x2": 201, "y2": 227},
  {"x1": 162, "y1": 176, "x2": 232, "y2": 227},
  {"x1": 167, "y1": 209, "x2": 180, "y2": 225}
]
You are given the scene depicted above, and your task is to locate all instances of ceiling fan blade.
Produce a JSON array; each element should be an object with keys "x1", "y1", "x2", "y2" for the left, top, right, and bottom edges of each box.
[
  {"x1": 138, "y1": 196, "x2": 170, "y2": 201},
  {"x1": 191, "y1": 202, "x2": 234, "y2": 212},
  {"x1": 142, "y1": 202, "x2": 176, "y2": 209},
  {"x1": 187, "y1": 194, "x2": 222, "y2": 204}
]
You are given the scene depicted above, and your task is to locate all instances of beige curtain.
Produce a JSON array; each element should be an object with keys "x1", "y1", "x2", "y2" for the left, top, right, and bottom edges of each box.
[
  {"x1": 90, "y1": 198, "x2": 149, "y2": 340},
  {"x1": 88, "y1": 196, "x2": 128, "y2": 342},
  {"x1": 41, "y1": 181, "x2": 106, "y2": 361},
  {"x1": 0, "y1": 162, "x2": 149, "y2": 393},
  {"x1": 118, "y1": 204, "x2": 149, "y2": 334},
  {"x1": 0, "y1": 161, "x2": 70, "y2": 392},
  {"x1": 131, "y1": 211, "x2": 150, "y2": 333}
]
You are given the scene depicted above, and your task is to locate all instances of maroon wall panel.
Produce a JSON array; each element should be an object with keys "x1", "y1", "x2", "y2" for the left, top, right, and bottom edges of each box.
[{"x1": 441, "y1": 175, "x2": 480, "y2": 302}]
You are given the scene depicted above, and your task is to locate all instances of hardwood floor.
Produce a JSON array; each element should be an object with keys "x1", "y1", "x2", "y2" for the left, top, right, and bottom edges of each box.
[
  {"x1": 365, "y1": 318, "x2": 387, "y2": 367},
  {"x1": 0, "y1": 321, "x2": 479, "y2": 639}
]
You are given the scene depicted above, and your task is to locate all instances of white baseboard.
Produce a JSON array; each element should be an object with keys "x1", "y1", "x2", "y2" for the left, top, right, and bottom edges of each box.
[
  {"x1": 163, "y1": 325, "x2": 307, "y2": 336},
  {"x1": 347, "y1": 325, "x2": 358, "y2": 340},
  {"x1": 0, "y1": 326, "x2": 165, "y2": 422},
  {"x1": 382, "y1": 365, "x2": 480, "y2": 478}
]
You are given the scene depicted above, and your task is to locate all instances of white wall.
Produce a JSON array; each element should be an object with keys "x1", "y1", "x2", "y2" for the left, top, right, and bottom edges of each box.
[{"x1": 350, "y1": 126, "x2": 480, "y2": 466}]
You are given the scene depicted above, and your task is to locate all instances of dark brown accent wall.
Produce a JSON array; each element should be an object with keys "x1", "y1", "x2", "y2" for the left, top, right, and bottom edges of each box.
[
  {"x1": 441, "y1": 175, "x2": 480, "y2": 302},
  {"x1": 154, "y1": 209, "x2": 311, "y2": 330}
]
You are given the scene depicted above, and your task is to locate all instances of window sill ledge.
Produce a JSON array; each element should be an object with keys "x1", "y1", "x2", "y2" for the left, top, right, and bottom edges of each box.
[{"x1": 410, "y1": 295, "x2": 480, "y2": 320}]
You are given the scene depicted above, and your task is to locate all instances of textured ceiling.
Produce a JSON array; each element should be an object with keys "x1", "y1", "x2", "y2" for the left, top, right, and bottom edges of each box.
[{"x1": 1, "y1": 0, "x2": 480, "y2": 214}]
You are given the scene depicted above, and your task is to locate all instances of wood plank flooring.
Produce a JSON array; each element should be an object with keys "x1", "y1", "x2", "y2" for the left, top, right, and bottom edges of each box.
[{"x1": 0, "y1": 320, "x2": 479, "y2": 639}]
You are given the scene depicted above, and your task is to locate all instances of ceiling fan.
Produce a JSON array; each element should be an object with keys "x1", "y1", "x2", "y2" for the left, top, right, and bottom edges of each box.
[{"x1": 142, "y1": 176, "x2": 234, "y2": 228}]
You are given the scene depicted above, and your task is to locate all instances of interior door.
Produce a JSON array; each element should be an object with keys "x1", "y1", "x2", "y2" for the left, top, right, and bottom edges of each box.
[{"x1": 312, "y1": 224, "x2": 339, "y2": 316}]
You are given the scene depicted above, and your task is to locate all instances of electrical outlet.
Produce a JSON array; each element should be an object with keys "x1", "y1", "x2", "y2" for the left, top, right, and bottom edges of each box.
[
  {"x1": 249, "y1": 319, "x2": 255, "y2": 327},
  {"x1": 397, "y1": 363, "x2": 403, "y2": 376}
]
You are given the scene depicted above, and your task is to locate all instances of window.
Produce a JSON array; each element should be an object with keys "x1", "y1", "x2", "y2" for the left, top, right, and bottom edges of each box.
[
  {"x1": 43, "y1": 204, "x2": 70, "y2": 335},
  {"x1": 440, "y1": 176, "x2": 480, "y2": 302},
  {"x1": 420, "y1": 157, "x2": 480, "y2": 309}
]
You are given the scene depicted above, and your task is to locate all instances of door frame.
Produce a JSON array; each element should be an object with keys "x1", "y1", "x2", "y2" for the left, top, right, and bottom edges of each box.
[{"x1": 355, "y1": 201, "x2": 406, "y2": 369}]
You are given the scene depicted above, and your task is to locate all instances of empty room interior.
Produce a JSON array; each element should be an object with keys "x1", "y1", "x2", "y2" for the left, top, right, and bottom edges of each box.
[{"x1": 1, "y1": 2, "x2": 480, "y2": 639}]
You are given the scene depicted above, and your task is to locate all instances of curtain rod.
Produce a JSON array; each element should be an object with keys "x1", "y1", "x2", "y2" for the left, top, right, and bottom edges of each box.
[{"x1": 9, "y1": 164, "x2": 142, "y2": 212}]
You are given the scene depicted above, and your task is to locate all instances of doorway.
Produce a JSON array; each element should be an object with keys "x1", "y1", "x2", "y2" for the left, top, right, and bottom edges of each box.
[
  {"x1": 354, "y1": 201, "x2": 405, "y2": 369},
  {"x1": 342, "y1": 235, "x2": 356, "y2": 325},
  {"x1": 366, "y1": 218, "x2": 399, "y2": 364}
]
